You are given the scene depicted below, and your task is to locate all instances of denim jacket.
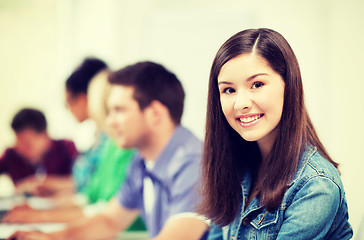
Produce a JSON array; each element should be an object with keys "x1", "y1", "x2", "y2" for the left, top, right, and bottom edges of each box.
[{"x1": 208, "y1": 146, "x2": 353, "y2": 239}]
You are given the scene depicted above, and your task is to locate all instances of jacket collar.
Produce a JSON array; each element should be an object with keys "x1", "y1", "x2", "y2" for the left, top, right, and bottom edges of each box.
[
  {"x1": 240, "y1": 145, "x2": 317, "y2": 217},
  {"x1": 289, "y1": 145, "x2": 317, "y2": 186}
]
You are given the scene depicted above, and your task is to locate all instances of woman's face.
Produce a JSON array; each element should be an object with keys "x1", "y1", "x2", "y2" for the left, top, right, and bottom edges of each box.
[{"x1": 218, "y1": 53, "x2": 285, "y2": 150}]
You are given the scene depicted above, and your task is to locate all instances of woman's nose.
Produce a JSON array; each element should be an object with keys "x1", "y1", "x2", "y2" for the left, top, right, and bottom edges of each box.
[{"x1": 234, "y1": 90, "x2": 252, "y2": 111}]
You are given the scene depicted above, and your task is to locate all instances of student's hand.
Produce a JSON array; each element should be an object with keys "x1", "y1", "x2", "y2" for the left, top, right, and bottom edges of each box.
[
  {"x1": 31, "y1": 176, "x2": 74, "y2": 197},
  {"x1": 7, "y1": 231, "x2": 54, "y2": 240},
  {"x1": 2, "y1": 206, "x2": 45, "y2": 223},
  {"x1": 15, "y1": 176, "x2": 41, "y2": 196},
  {"x1": 33, "y1": 184, "x2": 57, "y2": 197}
]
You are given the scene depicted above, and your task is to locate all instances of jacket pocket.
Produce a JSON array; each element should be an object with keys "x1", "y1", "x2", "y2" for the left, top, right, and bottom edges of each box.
[
  {"x1": 245, "y1": 210, "x2": 279, "y2": 239},
  {"x1": 250, "y1": 210, "x2": 279, "y2": 229}
]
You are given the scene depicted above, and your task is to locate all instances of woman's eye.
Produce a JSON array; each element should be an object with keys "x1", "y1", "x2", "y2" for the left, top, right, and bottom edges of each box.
[
  {"x1": 222, "y1": 87, "x2": 235, "y2": 94},
  {"x1": 252, "y1": 82, "x2": 264, "y2": 89}
]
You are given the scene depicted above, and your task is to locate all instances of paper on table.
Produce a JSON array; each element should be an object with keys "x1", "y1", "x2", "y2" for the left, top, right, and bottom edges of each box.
[
  {"x1": 26, "y1": 197, "x2": 56, "y2": 210},
  {"x1": 0, "y1": 175, "x2": 15, "y2": 198},
  {"x1": 0, "y1": 196, "x2": 25, "y2": 211},
  {"x1": 0, "y1": 223, "x2": 66, "y2": 238}
]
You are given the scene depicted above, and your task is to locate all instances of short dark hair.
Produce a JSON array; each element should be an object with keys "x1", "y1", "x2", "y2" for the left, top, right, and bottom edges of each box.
[
  {"x1": 108, "y1": 61, "x2": 185, "y2": 125},
  {"x1": 11, "y1": 108, "x2": 47, "y2": 133},
  {"x1": 65, "y1": 57, "x2": 107, "y2": 95}
]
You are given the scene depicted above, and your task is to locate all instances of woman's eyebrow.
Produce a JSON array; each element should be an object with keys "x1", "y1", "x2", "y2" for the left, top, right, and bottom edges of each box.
[
  {"x1": 247, "y1": 73, "x2": 268, "y2": 81},
  {"x1": 218, "y1": 81, "x2": 232, "y2": 86},
  {"x1": 218, "y1": 73, "x2": 268, "y2": 86}
]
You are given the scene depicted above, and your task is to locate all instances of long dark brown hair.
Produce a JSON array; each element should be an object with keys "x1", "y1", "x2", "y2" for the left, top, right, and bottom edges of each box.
[{"x1": 199, "y1": 28, "x2": 338, "y2": 226}]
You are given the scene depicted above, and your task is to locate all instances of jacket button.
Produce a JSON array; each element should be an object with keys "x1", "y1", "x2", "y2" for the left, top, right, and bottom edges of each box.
[{"x1": 242, "y1": 217, "x2": 250, "y2": 225}]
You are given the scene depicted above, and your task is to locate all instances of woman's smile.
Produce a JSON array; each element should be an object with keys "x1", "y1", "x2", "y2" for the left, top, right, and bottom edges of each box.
[{"x1": 237, "y1": 113, "x2": 264, "y2": 127}]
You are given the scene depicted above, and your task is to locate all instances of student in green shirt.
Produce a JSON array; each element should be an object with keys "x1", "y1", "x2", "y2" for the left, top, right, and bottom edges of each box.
[{"x1": 80, "y1": 137, "x2": 145, "y2": 231}]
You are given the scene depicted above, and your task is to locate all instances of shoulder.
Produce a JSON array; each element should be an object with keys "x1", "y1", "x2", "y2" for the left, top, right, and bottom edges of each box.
[
  {"x1": 126, "y1": 153, "x2": 144, "y2": 175},
  {"x1": 166, "y1": 126, "x2": 203, "y2": 173},
  {"x1": 301, "y1": 148, "x2": 342, "y2": 187},
  {"x1": 0, "y1": 148, "x2": 17, "y2": 161},
  {"x1": 52, "y1": 139, "x2": 77, "y2": 151},
  {"x1": 55, "y1": 138, "x2": 75, "y2": 146},
  {"x1": 50, "y1": 139, "x2": 78, "y2": 160},
  {"x1": 284, "y1": 147, "x2": 344, "y2": 205},
  {"x1": 103, "y1": 139, "x2": 135, "y2": 159},
  {"x1": 171, "y1": 126, "x2": 203, "y2": 160}
]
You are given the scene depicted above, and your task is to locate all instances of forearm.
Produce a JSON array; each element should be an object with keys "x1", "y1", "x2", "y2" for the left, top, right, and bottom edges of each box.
[
  {"x1": 45, "y1": 175, "x2": 73, "y2": 185},
  {"x1": 43, "y1": 176, "x2": 75, "y2": 192},
  {"x1": 50, "y1": 198, "x2": 138, "y2": 240},
  {"x1": 49, "y1": 214, "x2": 121, "y2": 240},
  {"x1": 42, "y1": 207, "x2": 84, "y2": 223},
  {"x1": 7, "y1": 199, "x2": 137, "y2": 240},
  {"x1": 2, "y1": 206, "x2": 84, "y2": 224}
]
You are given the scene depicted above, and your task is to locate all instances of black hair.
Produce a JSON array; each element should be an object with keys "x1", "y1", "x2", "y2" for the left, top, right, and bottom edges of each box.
[
  {"x1": 11, "y1": 108, "x2": 47, "y2": 133},
  {"x1": 65, "y1": 57, "x2": 107, "y2": 95}
]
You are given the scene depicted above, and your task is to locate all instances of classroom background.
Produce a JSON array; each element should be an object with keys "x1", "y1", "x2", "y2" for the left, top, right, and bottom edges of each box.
[{"x1": 0, "y1": 0, "x2": 363, "y2": 235}]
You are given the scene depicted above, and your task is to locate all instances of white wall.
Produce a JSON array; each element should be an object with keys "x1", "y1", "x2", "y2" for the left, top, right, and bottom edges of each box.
[
  {"x1": 1, "y1": 0, "x2": 363, "y2": 235},
  {"x1": 0, "y1": 0, "x2": 96, "y2": 151}
]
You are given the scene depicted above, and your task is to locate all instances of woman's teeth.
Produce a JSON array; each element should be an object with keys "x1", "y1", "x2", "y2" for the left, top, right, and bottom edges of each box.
[{"x1": 239, "y1": 114, "x2": 262, "y2": 123}]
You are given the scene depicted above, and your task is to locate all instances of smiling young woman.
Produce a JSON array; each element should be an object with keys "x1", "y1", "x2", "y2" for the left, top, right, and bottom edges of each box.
[
  {"x1": 218, "y1": 53, "x2": 285, "y2": 159},
  {"x1": 199, "y1": 28, "x2": 353, "y2": 239}
]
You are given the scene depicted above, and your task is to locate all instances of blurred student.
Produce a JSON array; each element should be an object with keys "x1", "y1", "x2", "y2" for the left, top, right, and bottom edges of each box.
[
  {"x1": 65, "y1": 57, "x2": 110, "y2": 192},
  {"x1": 8, "y1": 58, "x2": 109, "y2": 196},
  {"x1": 3, "y1": 58, "x2": 145, "y2": 231},
  {"x1": 0, "y1": 108, "x2": 77, "y2": 189},
  {"x1": 8, "y1": 61, "x2": 209, "y2": 240},
  {"x1": 30, "y1": 57, "x2": 118, "y2": 195},
  {"x1": 62, "y1": 57, "x2": 140, "y2": 210}
]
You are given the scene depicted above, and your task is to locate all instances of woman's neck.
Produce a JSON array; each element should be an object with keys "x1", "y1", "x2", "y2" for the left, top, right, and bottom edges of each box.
[{"x1": 257, "y1": 127, "x2": 279, "y2": 161}]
